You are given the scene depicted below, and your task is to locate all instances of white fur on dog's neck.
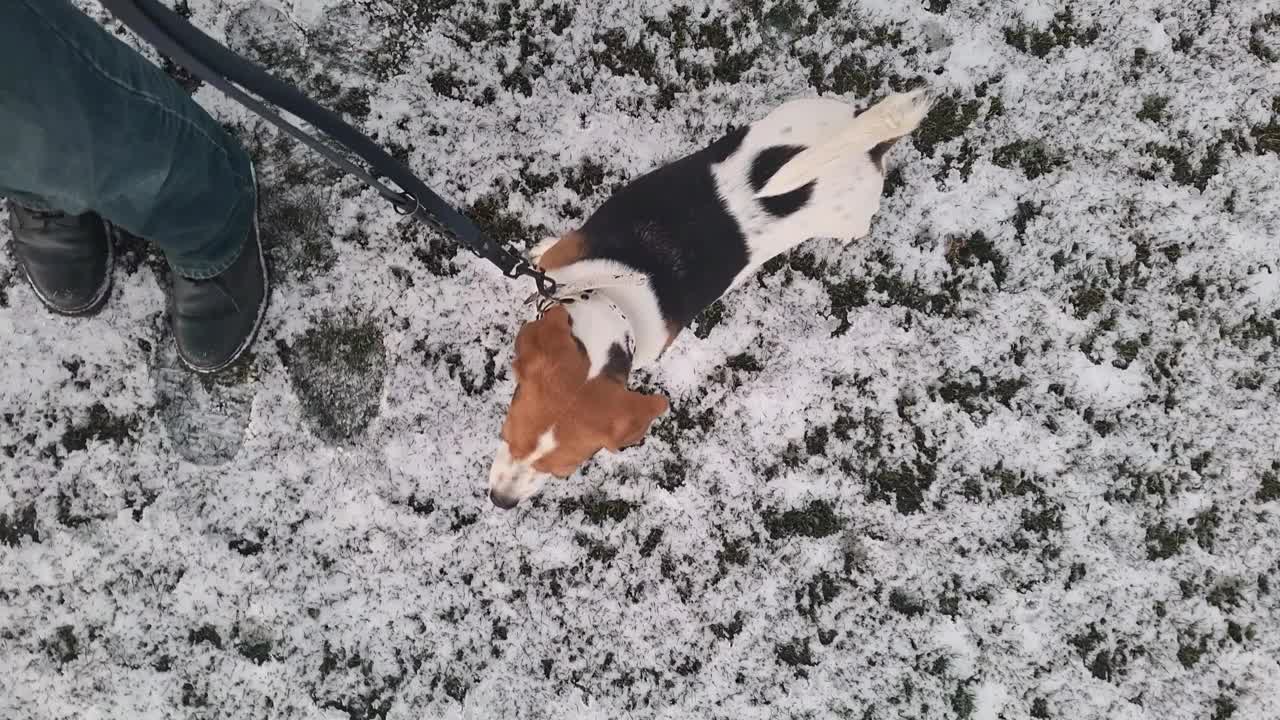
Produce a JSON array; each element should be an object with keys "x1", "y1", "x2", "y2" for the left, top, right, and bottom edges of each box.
[{"x1": 543, "y1": 259, "x2": 666, "y2": 371}]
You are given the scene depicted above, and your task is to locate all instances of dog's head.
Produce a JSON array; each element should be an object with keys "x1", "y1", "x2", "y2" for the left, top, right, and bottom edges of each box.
[{"x1": 488, "y1": 306, "x2": 668, "y2": 508}]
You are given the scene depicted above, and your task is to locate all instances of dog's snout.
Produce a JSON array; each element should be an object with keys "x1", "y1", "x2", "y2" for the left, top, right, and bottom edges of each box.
[{"x1": 489, "y1": 490, "x2": 520, "y2": 510}]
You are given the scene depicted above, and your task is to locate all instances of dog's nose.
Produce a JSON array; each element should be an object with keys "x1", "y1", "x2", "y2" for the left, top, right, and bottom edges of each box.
[{"x1": 489, "y1": 490, "x2": 520, "y2": 510}]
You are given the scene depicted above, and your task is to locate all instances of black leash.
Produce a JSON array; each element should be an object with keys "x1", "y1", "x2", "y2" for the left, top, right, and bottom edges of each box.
[{"x1": 97, "y1": 0, "x2": 558, "y2": 298}]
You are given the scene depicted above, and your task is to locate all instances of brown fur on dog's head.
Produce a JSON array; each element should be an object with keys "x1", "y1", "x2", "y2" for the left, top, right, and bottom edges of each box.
[{"x1": 489, "y1": 306, "x2": 668, "y2": 508}]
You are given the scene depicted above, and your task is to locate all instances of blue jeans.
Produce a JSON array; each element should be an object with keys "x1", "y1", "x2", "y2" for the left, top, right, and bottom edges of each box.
[{"x1": 0, "y1": 0, "x2": 254, "y2": 279}]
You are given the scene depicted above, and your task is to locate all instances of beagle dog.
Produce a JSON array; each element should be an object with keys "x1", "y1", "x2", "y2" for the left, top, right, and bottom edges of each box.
[{"x1": 488, "y1": 89, "x2": 935, "y2": 509}]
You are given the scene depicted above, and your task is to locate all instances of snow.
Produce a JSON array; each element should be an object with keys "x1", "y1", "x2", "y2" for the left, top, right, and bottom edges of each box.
[{"x1": 2, "y1": 0, "x2": 1279, "y2": 718}]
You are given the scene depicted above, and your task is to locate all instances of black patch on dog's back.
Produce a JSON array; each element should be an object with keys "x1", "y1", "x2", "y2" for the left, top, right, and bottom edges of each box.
[
  {"x1": 705, "y1": 126, "x2": 748, "y2": 164},
  {"x1": 760, "y1": 180, "x2": 815, "y2": 218},
  {"x1": 580, "y1": 127, "x2": 753, "y2": 329},
  {"x1": 750, "y1": 145, "x2": 806, "y2": 192},
  {"x1": 869, "y1": 139, "x2": 896, "y2": 171}
]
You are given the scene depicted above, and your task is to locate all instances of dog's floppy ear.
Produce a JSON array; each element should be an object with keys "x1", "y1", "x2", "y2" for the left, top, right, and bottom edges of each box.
[{"x1": 606, "y1": 389, "x2": 669, "y2": 451}]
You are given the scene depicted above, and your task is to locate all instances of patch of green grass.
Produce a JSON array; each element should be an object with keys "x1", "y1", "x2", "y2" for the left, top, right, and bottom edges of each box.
[
  {"x1": 468, "y1": 190, "x2": 551, "y2": 253},
  {"x1": 1070, "y1": 282, "x2": 1107, "y2": 319},
  {"x1": 947, "y1": 231, "x2": 1008, "y2": 288},
  {"x1": 709, "y1": 612, "x2": 744, "y2": 641},
  {"x1": 913, "y1": 95, "x2": 982, "y2": 157},
  {"x1": 1004, "y1": 8, "x2": 1100, "y2": 58},
  {"x1": 188, "y1": 624, "x2": 224, "y2": 649},
  {"x1": 574, "y1": 534, "x2": 618, "y2": 563},
  {"x1": 992, "y1": 140, "x2": 1067, "y2": 179},
  {"x1": 282, "y1": 321, "x2": 386, "y2": 444},
  {"x1": 1177, "y1": 632, "x2": 1209, "y2": 668},
  {"x1": 1253, "y1": 97, "x2": 1280, "y2": 155},
  {"x1": 1212, "y1": 695, "x2": 1238, "y2": 720},
  {"x1": 716, "y1": 537, "x2": 750, "y2": 572},
  {"x1": 44, "y1": 626, "x2": 79, "y2": 666},
  {"x1": 1258, "y1": 462, "x2": 1280, "y2": 502},
  {"x1": 866, "y1": 460, "x2": 937, "y2": 514},
  {"x1": 888, "y1": 588, "x2": 927, "y2": 616},
  {"x1": 725, "y1": 353, "x2": 764, "y2": 372},
  {"x1": 934, "y1": 368, "x2": 1027, "y2": 418},
  {"x1": 764, "y1": 500, "x2": 844, "y2": 539},
  {"x1": 1031, "y1": 697, "x2": 1051, "y2": 718},
  {"x1": 61, "y1": 402, "x2": 139, "y2": 453},
  {"x1": 952, "y1": 683, "x2": 976, "y2": 718},
  {"x1": 1137, "y1": 95, "x2": 1170, "y2": 123},
  {"x1": 237, "y1": 639, "x2": 273, "y2": 665},
  {"x1": 692, "y1": 301, "x2": 726, "y2": 339},
  {"x1": 1192, "y1": 505, "x2": 1221, "y2": 550},
  {"x1": 775, "y1": 637, "x2": 817, "y2": 673},
  {"x1": 1207, "y1": 579, "x2": 1244, "y2": 611},
  {"x1": 1248, "y1": 13, "x2": 1280, "y2": 62},
  {"x1": 559, "y1": 495, "x2": 634, "y2": 524},
  {"x1": 795, "y1": 571, "x2": 841, "y2": 620},
  {"x1": 1139, "y1": 141, "x2": 1223, "y2": 191},
  {"x1": 1145, "y1": 521, "x2": 1190, "y2": 560}
]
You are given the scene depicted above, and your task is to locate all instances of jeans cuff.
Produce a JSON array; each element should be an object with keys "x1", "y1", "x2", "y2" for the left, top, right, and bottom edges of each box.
[{"x1": 166, "y1": 182, "x2": 256, "y2": 280}]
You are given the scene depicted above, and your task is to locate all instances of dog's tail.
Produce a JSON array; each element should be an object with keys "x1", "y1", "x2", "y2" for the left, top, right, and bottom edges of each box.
[{"x1": 756, "y1": 88, "x2": 935, "y2": 198}]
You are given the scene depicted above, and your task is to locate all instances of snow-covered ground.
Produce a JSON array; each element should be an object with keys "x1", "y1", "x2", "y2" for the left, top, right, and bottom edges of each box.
[{"x1": 3, "y1": 0, "x2": 1279, "y2": 718}]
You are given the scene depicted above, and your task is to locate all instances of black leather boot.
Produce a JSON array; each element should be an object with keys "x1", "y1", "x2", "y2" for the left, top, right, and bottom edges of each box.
[{"x1": 6, "y1": 202, "x2": 113, "y2": 316}]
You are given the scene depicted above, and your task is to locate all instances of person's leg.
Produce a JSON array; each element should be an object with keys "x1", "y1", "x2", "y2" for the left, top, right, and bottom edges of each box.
[
  {"x1": 0, "y1": 0, "x2": 268, "y2": 371},
  {"x1": 0, "y1": 0, "x2": 254, "y2": 277}
]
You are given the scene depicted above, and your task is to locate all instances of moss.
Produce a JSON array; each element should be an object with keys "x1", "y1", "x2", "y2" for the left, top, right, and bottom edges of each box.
[
  {"x1": 1070, "y1": 283, "x2": 1107, "y2": 319},
  {"x1": 1207, "y1": 580, "x2": 1243, "y2": 611},
  {"x1": 1004, "y1": 8, "x2": 1100, "y2": 58},
  {"x1": 693, "y1": 301, "x2": 726, "y2": 339},
  {"x1": 1021, "y1": 504, "x2": 1063, "y2": 537},
  {"x1": 334, "y1": 87, "x2": 371, "y2": 120},
  {"x1": 575, "y1": 534, "x2": 619, "y2": 563},
  {"x1": 725, "y1": 353, "x2": 764, "y2": 372},
  {"x1": 468, "y1": 191, "x2": 550, "y2": 252},
  {"x1": 1137, "y1": 95, "x2": 1169, "y2": 123},
  {"x1": 795, "y1": 571, "x2": 841, "y2": 619},
  {"x1": 947, "y1": 231, "x2": 1008, "y2": 288},
  {"x1": 776, "y1": 637, "x2": 817, "y2": 671},
  {"x1": 888, "y1": 588, "x2": 927, "y2": 616},
  {"x1": 1192, "y1": 505, "x2": 1221, "y2": 550},
  {"x1": 45, "y1": 626, "x2": 79, "y2": 665},
  {"x1": 1011, "y1": 201, "x2": 1041, "y2": 241},
  {"x1": 1252, "y1": 103, "x2": 1280, "y2": 155},
  {"x1": 1177, "y1": 633, "x2": 1208, "y2": 668},
  {"x1": 1258, "y1": 463, "x2": 1280, "y2": 502},
  {"x1": 1212, "y1": 696, "x2": 1238, "y2": 720},
  {"x1": 1141, "y1": 141, "x2": 1223, "y2": 191},
  {"x1": 261, "y1": 182, "x2": 337, "y2": 283},
  {"x1": 237, "y1": 640, "x2": 273, "y2": 665},
  {"x1": 709, "y1": 612, "x2": 744, "y2": 640},
  {"x1": 282, "y1": 321, "x2": 386, "y2": 444},
  {"x1": 559, "y1": 495, "x2": 634, "y2": 524},
  {"x1": 188, "y1": 624, "x2": 224, "y2": 650},
  {"x1": 716, "y1": 537, "x2": 750, "y2": 570},
  {"x1": 952, "y1": 684, "x2": 976, "y2": 718},
  {"x1": 1145, "y1": 521, "x2": 1190, "y2": 560},
  {"x1": 1113, "y1": 338, "x2": 1142, "y2": 369},
  {"x1": 764, "y1": 500, "x2": 844, "y2": 539},
  {"x1": 61, "y1": 403, "x2": 139, "y2": 453},
  {"x1": 913, "y1": 95, "x2": 982, "y2": 157},
  {"x1": 867, "y1": 461, "x2": 936, "y2": 514},
  {"x1": 992, "y1": 140, "x2": 1066, "y2": 179},
  {"x1": 935, "y1": 369, "x2": 1027, "y2": 417},
  {"x1": 1248, "y1": 13, "x2": 1280, "y2": 62}
]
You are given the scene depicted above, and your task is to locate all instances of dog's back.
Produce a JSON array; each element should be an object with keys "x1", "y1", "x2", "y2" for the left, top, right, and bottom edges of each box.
[{"x1": 571, "y1": 90, "x2": 933, "y2": 328}]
